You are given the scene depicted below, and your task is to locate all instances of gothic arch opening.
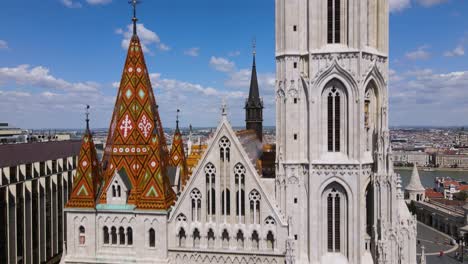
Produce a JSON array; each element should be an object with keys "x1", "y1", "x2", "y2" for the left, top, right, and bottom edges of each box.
[
  {"x1": 322, "y1": 182, "x2": 348, "y2": 257},
  {"x1": 364, "y1": 80, "x2": 380, "y2": 154},
  {"x1": 322, "y1": 79, "x2": 349, "y2": 155}
]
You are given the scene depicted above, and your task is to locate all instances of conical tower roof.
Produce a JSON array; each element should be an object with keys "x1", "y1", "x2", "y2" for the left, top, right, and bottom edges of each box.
[
  {"x1": 169, "y1": 116, "x2": 189, "y2": 189},
  {"x1": 99, "y1": 32, "x2": 175, "y2": 210},
  {"x1": 405, "y1": 164, "x2": 425, "y2": 192},
  {"x1": 67, "y1": 121, "x2": 101, "y2": 208}
]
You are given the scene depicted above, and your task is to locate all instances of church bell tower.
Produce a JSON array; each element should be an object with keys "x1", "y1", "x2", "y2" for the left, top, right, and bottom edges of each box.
[
  {"x1": 245, "y1": 42, "x2": 264, "y2": 141},
  {"x1": 276, "y1": 0, "x2": 415, "y2": 263}
]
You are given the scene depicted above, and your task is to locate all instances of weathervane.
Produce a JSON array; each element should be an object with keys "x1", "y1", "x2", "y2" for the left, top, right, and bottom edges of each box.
[{"x1": 129, "y1": 0, "x2": 141, "y2": 36}]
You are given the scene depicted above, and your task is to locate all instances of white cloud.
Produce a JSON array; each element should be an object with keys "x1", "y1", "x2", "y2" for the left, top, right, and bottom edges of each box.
[
  {"x1": 416, "y1": 0, "x2": 448, "y2": 7},
  {"x1": 184, "y1": 47, "x2": 200, "y2": 57},
  {"x1": 61, "y1": 0, "x2": 82, "y2": 8},
  {"x1": 0, "y1": 65, "x2": 99, "y2": 92},
  {"x1": 0, "y1": 40, "x2": 8, "y2": 50},
  {"x1": 405, "y1": 45, "x2": 431, "y2": 60},
  {"x1": 86, "y1": 0, "x2": 112, "y2": 5},
  {"x1": 390, "y1": 68, "x2": 468, "y2": 125},
  {"x1": 209, "y1": 57, "x2": 236, "y2": 73},
  {"x1": 228, "y1": 51, "x2": 241, "y2": 57},
  {"x1": 389, "y1": 0, "x2": 411, "y2": 12},
  {"x1": 444, "y1": 45, "x2": 465, "y2": 57},
  {"x1": 116, "y1": 24, "x2": 170, "y2": 54}
]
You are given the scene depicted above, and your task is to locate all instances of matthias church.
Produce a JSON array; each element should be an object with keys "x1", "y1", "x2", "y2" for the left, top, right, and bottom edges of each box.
[{"x1": 62, "y1": 0, "x2": 418, "y2": 263}]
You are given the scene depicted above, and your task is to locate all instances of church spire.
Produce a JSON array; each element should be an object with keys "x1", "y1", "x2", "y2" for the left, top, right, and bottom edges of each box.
[
  {"x1": 129, "y1": 0, "x2": 140, "y2": 36},
  {"x1": 245, "y1": 39, "x2": 263, "y2": 141},
  {"x1": 98, "y1": 2, "x2": 175, "y2": 210},
  {"x1": 66, "y1": 107, "x2": 101, "y2": 208},
  {"x1": 169, "y1": 109, "x2": 189, "y2": 190}
]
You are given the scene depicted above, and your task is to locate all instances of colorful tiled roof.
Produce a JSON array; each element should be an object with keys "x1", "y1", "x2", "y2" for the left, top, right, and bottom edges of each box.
[
  {"x1": 169, "y1": 121, "x2": 189, "y2": 189},
  {"x1": 67, "y1": 128, "x2": 101, "y2": 208},
  {"x1": 99, "y1": 34, "x2": 175, "y2": 210}
]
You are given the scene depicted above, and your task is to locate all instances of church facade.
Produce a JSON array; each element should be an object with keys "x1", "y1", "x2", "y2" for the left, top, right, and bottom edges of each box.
[{"x1": 61, "y1": 1, "x2": 417, "y2": 264}]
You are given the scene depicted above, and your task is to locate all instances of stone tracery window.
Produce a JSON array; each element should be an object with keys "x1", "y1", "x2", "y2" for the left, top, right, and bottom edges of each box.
[
  {"x1": 324, "y1": 183, "x2": 348, "y2": 256},
  {"x1": 178, "y1": 228, "x2": 186, "y2": 247},
  {"x1": 193, "y1": 228, "x2": 201, "y2": 248},
  {"x1": 324, "y1": 79, "x2": 348, "y2": 154},
  {"x1": 234, "y1": 163, "x2": 246, "y2": 222},
  {"x1": 111, "y1": 227, "x2": 117, "y2": 245},
  {"x1": 205, "y1": 163, "x2": 216, "y2": 219},
  {"x1": 176, "y1": 213, "x2": 187, "y2": 222},
  {"x1": 249, "y1": 190, "x2": 261, "y2": 224},
  {"x1": 219, "y1": 136, "x2": 231, "y2": 162},
  {"x1": 190, "y1": 188, "x2": 202, "y2": 222},
  {"x1": 265, "y1": 216, "x2": 276, "y2": 225},
  {"x1": 266, "y1": 231, "x2": 275, "y2": 250}
]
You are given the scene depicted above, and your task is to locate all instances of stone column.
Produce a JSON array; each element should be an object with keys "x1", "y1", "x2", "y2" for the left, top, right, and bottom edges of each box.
[{"x1": 8, "y1": 185, "x2": 17, "y2": 264}]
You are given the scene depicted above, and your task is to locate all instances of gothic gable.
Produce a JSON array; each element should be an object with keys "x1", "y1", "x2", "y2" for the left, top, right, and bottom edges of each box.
[{"x1": 168, "y1": 115, "x2": 287, "y2": 253}]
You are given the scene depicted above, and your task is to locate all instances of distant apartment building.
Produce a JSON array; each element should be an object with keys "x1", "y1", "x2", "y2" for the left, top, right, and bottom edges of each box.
[
  {"x1": 0, "y1": 140, "x2": 80, "y2": 264},
  {"x1": 393, "y1": 151, "x2": 431, "y2": 166},
  {"x1": 435, "y1": 154, "x2": 468, "y2": 168}
]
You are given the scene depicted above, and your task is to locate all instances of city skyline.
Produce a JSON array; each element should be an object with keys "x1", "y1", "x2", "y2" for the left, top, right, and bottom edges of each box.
[{"x1": 0, "y1": 0, "x2": 467, "y2": 129}]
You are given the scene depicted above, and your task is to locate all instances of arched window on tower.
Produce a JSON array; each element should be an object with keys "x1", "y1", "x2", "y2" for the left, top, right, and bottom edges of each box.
[
  {"x1": 324, "y1": 79, "x2": 348, "y2": 154},
  {"x1": 79, "y1": 226, "x2": 86, "y2": 245},
  {"x1": 127, "y1": 227, "x2": 133, "y2": 245},
  {"x1": 103, "y1": 226, "x2": 109, "y2": 245},
  {"x1": 119, "y1": 227, "x2": 125, "y2": 245},
  {"x1": 205, "y1": 163, "x2": 216, "y2": 220},
  {"x1": 323, "y1": 183, "x2": 348, "y2": 256},
  {"x1": 190, "y1": 189, "x2": 202, "y2": 222},
  {"x1": 328, "y1": 0, "x2": 344, "y2": 44},
  {"x1": 111, "y1": 226, "x2": 117, "y2": 245},
  {"x1": 149, "y1": 228, "x2": 156, "y2": 248}
]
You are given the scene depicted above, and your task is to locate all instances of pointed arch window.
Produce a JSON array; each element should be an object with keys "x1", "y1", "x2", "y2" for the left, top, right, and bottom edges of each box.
[
  {"x1": 324, "y1": 80, "x2": 347, "y2": 154},
  {"x1": 193, "y1": 228, "x2": 201, "y2": 248},
  {"x1": 205, "y1": 163, "x2": 216, "y2": 219},
  {"x1": 119, "y1": 227, "x2": 125, "y2": 245},
  {"x1": 219, "y1": 137, "x2": 231, "y2": 162},
  {"x1": 207, "y1": 229, "x2": 215, "y2": 249},
  {"x1": 221, "y1": 229, "x2": 229, "y2": 249},
  {"x1": 111, "y1": 227, "x2": 117, "y2": 245},
  {"x1": 236, "y1": 230, "x2": 245, "y2": 249},
  {"x1": 79, "y1": 226, "x2": 86, "y2": 245},
  {"x1": 266, "y1": 231, "x2": 275, "y2": 250},
  {"x1": 178, "y1": 228, "x2": 186, "y2": 247},
  {"x1": 103, "y1": 226, "x2": 109, "y2": 244},
  {"x1": 234, "y1": 163, "x2": 246, "y2": 223},
  {"x1": 190, "y1": 189, "x2": 202, "y2": 222},
  {"x1": 249, "y1": 190, "x2": 261, "y2": 224},
  {"x1": 149, "y1": 228, "x2": 156, "y2": 248},
  {"x1": 323, "y1": 184, "x2": 348, "y2": 255},
  {"x1": 251, "y1": 231, "x2": 259, "y2": 250},
  {"x1": 127, "y1": 227, "x2": 133, "y2": 245},
  {"x1": 222, "y1": 189, "x2": 231, "y2": 216}
]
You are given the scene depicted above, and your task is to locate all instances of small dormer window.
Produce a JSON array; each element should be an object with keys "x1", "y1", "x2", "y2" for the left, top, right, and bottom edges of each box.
[{"x1": 112, "y1": 181, "x2": 122, "y2": 198}]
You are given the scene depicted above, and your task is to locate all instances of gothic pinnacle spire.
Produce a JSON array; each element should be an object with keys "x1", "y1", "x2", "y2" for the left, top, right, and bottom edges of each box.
[
  {"x1": 176, "y1": 109, "x2": 180, "y2": 131},
  {"x1": 85, "y1": 105, "x2": 90, "y2": 132},
  {"x1": 129, "y1": 0, "x2": 140, "y2": 36}
]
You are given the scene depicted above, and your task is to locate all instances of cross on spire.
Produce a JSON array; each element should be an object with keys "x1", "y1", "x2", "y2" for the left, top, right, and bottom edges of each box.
[
  {"x1": 85, "y1": 105, "x2": 90, "y2": 132},
  {"x1": 129, "y1": 0, "x2": 141, "y2": 36}
]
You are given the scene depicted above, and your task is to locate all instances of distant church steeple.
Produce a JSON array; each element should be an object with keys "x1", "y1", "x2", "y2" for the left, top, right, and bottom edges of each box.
[{"x1": 245, "y1": 39, "x2": 263, "y2": 141}]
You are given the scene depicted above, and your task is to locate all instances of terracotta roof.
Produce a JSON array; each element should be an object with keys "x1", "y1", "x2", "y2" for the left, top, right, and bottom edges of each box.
[
  {"x1": 425, "y1": 188, "x2": 444, "y2": 199},
  {"x1": 0, "y1": 140, "x2": 81, "y2": 168},
  {"x1": 443, "y1": 180, "x2": 460, "y2": 187},
  {"x1": 459, "y1": 185, "x2": 468, "y2": 191}
]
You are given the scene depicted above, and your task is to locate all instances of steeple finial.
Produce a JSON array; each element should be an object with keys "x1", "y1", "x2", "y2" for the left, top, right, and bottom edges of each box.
[
  {"x1": 129, "y1": 0, "x2": 140, "y2": 36},
  {"x1": 252, "y1": 37, "x2": 256, "y2": 57},
  {"x1": 176, "y1": 109, "x2": 180, "y2": 130},
  {"x1": 85, "y1": 105, "x2": 90, "y2": 132},
  {"x1": 221, "y1": 98, "x2": 228, "y2": 117}
]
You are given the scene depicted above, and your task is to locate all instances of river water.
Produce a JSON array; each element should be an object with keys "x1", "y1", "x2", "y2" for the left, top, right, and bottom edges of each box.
[{"x1": 396, "y1": 169, "x2": 468, "y2": 190}]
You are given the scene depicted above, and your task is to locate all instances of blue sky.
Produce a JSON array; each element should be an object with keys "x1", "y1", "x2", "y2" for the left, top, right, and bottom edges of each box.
[{"x1": 0, "y1": 0, "x2": 467, "y2": 129}]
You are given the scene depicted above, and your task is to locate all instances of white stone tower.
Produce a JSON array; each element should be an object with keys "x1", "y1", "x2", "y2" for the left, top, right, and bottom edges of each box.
[
  {"x1": 275, "y1": 0, "x2": 416, "y2": 263},
  {"x1": 405, "y1": 165, "x2": 425, "y2": 202}
]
